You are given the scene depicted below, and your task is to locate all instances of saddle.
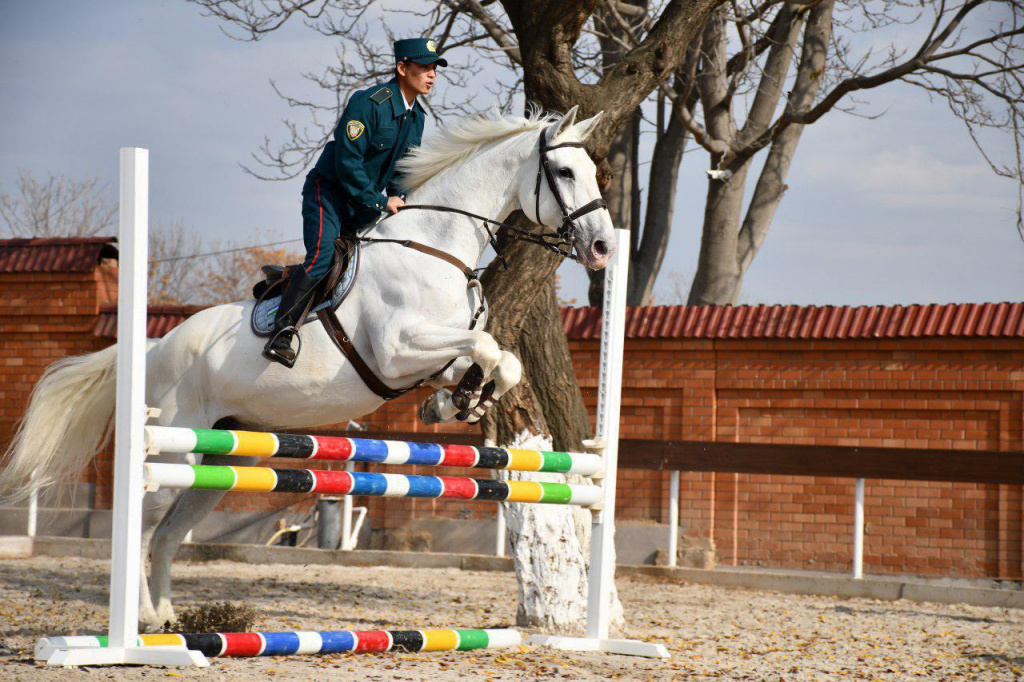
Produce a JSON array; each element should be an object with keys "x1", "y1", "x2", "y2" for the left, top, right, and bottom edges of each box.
[{"x1": 250, "y1": 238, "x2": 359, "y2": 338}]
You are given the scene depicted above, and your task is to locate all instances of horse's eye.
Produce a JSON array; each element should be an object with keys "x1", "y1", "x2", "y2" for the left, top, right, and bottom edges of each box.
[{"x1": 558, "y1": 167, "x2": 574, "y2": 179}]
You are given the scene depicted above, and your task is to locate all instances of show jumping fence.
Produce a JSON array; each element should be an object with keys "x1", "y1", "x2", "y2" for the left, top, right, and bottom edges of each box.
[
  {"x1": 36, "y1": 148, "x2": 664, "y2": 666},
  {"x1": 143, "y1": 463, "x2": 605, "y2": 506}
]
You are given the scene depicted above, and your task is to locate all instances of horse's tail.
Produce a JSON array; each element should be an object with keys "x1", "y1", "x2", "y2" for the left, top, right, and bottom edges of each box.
[{"x1": 0, "y1": 345, "x2": 119, "y2": 505}]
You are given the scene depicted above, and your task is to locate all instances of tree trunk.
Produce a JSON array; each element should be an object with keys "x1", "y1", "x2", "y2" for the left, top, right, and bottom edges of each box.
[
  {"x1": 484, "y1": 0, "x2": 722, "y2": 635},
  {"x1": 588, "y1": 119, "x2": 634, "y2": 307},
  {"x1": 587, "y1": 3, "x2": 647, "y2": 308},
  {"x1": 481, "y1": 215, "x2": 623, "y2": 633},
  {"x1": 687, "y1": 160, "x2": 751, "y2": 305},
  {"x1": 628, "y1": 107, "x2": 691, "y2": 305},
  {"x1": 687, "y1": 2, "x2": 834, "y2": 306},
  {"x1": 736, "y1": 1, "x2": 836, "y2": 275}
]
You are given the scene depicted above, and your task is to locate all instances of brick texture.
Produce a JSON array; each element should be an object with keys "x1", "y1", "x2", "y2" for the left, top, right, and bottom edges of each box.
[{"x1": 1, "y1": 257, "x2": 1021, "y2": 579}]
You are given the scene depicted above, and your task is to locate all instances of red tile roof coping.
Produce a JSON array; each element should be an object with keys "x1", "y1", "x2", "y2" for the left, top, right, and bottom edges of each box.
[
  {"x1": 95, "y1": 304, "x2": 210, "y2": 339},
  {"x1": 96, "y1": 302, "x2": 1024, "y2": 340},
  {"x1": 0, "y1": 237, "x2": 118, "y2": 273},
  {"x1": 563, "y1": 303, "x2": 1024, "y2": 339}
]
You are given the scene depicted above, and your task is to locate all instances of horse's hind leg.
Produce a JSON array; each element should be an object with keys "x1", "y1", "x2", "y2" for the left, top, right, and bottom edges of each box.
[
  {"x1": 148, "y1": 451, "x2": 258, "y2": 629},
  {"x1": 138, "y1": 486, "x2": 177, "y2": 630}
]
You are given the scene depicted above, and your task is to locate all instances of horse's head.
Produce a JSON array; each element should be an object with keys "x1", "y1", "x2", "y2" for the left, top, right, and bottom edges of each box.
[{"x1": 518, "y1": 106, "x2": 616, "y2": 270}]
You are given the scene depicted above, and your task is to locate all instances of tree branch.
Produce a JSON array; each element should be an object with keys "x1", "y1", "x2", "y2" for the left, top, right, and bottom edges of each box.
[{"x1": 452, "y1": 0, "x2": 523, "y2": 64}]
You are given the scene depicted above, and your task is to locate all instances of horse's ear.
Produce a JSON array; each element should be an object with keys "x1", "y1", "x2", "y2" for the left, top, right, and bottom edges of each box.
[
  {"x1": 574, "y1": 111, "x2": 604, "y2": 140},
  {"x1": 549, "y1": 105, "x2": 580, "y2": 141}
]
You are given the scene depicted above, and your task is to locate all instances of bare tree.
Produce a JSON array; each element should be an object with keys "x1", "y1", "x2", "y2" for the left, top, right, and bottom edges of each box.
[
  {"x1": 199, "y1": 1, "x2": 1023, "y2": 313},
  {"x1": 149, "y1": 220, "x2": 207, "y2": 304},
  {"x1": 578, "y1": 0, "x2": 1024, "y2": 304},
  {"x1": 207, "y1": 243, "x2": 302, "y2": 303},
  {"x1": 665, "y1": 0, "x2": 1024, "y2": 305},
  {"x1": 0, "y1": 170, "x2": 117, "y2": 238},
  {"x1": 190, "y1": 0, "x2": 724, "y2": 634},
  {"x1": 150, "y1": 221, "x2": 301, "y2": 305}
]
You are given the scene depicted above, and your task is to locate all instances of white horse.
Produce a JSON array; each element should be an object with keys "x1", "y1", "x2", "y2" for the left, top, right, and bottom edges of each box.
[{"x1": 0, "y1": 106, "x2": 614, "y2": 630}]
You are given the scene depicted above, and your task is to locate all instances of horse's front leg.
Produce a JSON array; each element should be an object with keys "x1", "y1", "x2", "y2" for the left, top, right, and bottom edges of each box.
[
  {"x1": 374, "y1": 321, "x2": 502, "y2": 395},
  {"x1": 420, "y1": 351, "x2": 522, "y2": 425},
  {"x1": 460, "y1": 350, "x2": 522, "y2": 424},
  {"x1": 376, "y1": 322, "x2": 502, "y2": 380}
]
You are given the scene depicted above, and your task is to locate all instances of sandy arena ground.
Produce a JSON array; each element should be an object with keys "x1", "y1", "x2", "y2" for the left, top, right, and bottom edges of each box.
[{"x1": 1, "y1": 555, "x2": 1022, "y2": 680}]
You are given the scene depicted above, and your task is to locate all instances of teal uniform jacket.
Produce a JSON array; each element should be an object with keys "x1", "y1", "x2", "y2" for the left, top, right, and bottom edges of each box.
[{"x1": 312, "y1": 78, "x2": 427, "y2": 226}]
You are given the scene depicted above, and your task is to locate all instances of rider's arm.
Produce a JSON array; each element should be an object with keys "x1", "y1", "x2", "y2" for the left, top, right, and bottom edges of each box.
[{"x1": 334, "y1": 94, "x2": 386, "y2": 215}]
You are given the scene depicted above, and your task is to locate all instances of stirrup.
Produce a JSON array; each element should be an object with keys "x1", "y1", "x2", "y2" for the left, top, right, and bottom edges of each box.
[{"x1": 262, "y1": 326, "x2": 302, "y2": 369}]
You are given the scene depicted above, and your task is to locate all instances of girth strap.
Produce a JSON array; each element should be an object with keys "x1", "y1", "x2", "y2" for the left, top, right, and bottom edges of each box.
[{"x1": 317, "y1": 308, "x2": 407, "y2": 401}]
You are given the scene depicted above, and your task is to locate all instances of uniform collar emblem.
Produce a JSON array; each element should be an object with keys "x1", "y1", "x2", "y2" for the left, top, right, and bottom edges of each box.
[{"x1": 346, "y1": 120, "x2": 366, "y2": 141}]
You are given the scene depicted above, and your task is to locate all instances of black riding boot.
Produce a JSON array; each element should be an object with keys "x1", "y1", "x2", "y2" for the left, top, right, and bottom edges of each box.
[{"x1": 262, "y1": 267, "x2": 318, "y2": 368}]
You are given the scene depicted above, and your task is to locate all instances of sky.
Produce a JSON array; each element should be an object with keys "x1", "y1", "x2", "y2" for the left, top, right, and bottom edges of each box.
[{"x1": 1, "y1": 0, "x2": 1021, "y2": 307}]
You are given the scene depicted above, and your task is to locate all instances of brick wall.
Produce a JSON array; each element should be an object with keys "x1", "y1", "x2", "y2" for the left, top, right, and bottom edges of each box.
[
  {"x1": 1, "y1": 242, "x2": 1021, "y2": 579},
  {"x1": 578, "y1": 336, "x2": 1024, "y2": 579},
  {"x1": 345, "y1": 336, "x2": 1023, "y2": 579},
  {"x1": 0, "y1": 260, "x2": 117, "y2": 495}
]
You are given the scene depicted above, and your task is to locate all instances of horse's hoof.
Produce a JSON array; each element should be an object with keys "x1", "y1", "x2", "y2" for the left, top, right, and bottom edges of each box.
[{"x1": 420, "y1": 389, "x2": 452, "y2": 425}]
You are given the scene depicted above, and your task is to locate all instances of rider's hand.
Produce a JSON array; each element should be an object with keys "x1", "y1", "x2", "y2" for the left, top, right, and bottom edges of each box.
[{"x1": 386, "y1": 196, "x2": 406, "y2": 215}]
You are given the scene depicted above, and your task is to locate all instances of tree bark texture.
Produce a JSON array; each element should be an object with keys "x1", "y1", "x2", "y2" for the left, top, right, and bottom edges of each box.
[
  {"x1": 502, "y1": 0, "x2": 724, "y2": 159},
  {"x1": 481, "y1": 219, "x2": 623, "y2": 633},
  {"x1": 484, "y1": 0, "x2": 724, "y2": 632},
  {"x1": 687, "y1": 160, "x2": 752, "y2": 304},
  {"x1": 628, "y1": 97, "x2": 693, "y2": 305},
  {"x1": 588, "y1": 120, "x2": 634, "y2": 307}
]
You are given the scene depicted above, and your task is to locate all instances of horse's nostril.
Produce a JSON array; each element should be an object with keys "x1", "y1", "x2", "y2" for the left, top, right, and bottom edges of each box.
[{"x1": 593, "y1": 240, "x2": 608, "y2": 257}]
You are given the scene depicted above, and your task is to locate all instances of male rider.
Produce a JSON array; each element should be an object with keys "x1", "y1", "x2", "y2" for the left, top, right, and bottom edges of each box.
[{"x1": 263, "y1": 37, "x2": 447, "y2": 368}]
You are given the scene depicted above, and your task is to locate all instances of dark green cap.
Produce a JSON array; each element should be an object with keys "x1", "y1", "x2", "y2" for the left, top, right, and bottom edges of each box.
[{"x1": 394, "y1": 38, "x2": 448, "y2": 67}]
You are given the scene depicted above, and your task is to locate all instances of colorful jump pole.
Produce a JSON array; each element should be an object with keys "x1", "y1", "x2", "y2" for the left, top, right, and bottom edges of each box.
[
  {"x1": 144, "y1": 463, "x2": 604, "y2": 506},
  {"x1": 145, "y1": 425, "x2": 604, "y2": 476},
  {"x1": 36, "y1": 629, "x2": 521, "y2": 661}
]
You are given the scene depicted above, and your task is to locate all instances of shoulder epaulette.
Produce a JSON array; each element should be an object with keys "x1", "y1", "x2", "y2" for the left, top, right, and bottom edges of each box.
[{"x1": 369, "y1": 86, "x2": 393, "y2": 105}]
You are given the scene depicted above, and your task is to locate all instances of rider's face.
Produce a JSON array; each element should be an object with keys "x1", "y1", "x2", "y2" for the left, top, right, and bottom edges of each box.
[{"x1": 397, "y1": 61, "x2": 437, "y2": 97}]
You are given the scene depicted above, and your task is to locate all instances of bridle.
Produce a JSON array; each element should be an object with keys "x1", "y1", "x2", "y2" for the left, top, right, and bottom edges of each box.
[
  {"x1": 531, "y1": 129, "x2": 609, "y2": 250},
  {"x1": 377, "y1": 125, "x2": 610, "y2": 268}
]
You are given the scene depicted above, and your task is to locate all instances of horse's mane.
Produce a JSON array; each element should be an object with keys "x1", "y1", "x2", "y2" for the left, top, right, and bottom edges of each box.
[{"x1": 397, "y1": 108, "x2": 560, "y2": 192}]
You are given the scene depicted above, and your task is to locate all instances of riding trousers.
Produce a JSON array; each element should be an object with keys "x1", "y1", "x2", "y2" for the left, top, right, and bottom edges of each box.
[{"x1": 301, "y1": 172, "x2": 383, "y2": 281}]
